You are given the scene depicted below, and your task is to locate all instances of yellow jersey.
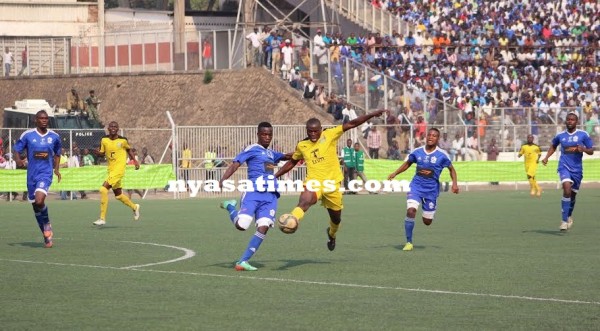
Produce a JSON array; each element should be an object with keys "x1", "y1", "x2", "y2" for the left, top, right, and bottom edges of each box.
[
  {"x1": 293, "y1": 125, "x2": 344, "y2": 183},
  {"x1": 100, "y1": 135, "x2": 131, "y2": 174},
  {"x1": 518, "y1": 143, "x2": 541, "y2": 165}
]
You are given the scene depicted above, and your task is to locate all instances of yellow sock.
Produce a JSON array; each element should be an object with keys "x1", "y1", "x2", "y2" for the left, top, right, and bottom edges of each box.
[
  {"x1": 115, "y1": 193, "x2": 136, "y2": 210},
  {"x1": 291, "y1": 207, "x2": 305, "y2": 222},
  {"x1": 99, "y1": 186, "x2": 109, "y2": 220},
  {"x1": 328, "y1": 220, "x2": 340, "y2": 238},
  {"x1": 528, "y1": 178, "x2": 535, "y2": 191}
]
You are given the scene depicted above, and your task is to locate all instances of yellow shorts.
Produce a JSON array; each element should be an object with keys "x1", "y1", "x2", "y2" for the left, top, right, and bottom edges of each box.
[
  {"x1": 105, "y1": 172, "x2": 124, "y2": 189},
  {"x1": 308, "y1": 181, "x2": 343, "y2": 211},
  {"x1": 525, "y1": 164, "x2": 538, "y2": 178}
]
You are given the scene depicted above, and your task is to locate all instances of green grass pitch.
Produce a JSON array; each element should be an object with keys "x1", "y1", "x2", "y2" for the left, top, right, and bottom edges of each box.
[{"x1": 1, "y1": 190, "x2": 599, "y2": 330}]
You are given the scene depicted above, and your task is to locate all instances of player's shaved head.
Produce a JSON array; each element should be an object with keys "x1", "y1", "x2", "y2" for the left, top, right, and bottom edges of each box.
[
  {"x1": 306, "y1": 118, "x2": 321, "y2": 127},
  {"x1": 258, "y1": 122, "x2": 272, "y2": 131},
  {"x1": 36, "y1": 110, "x2": 48, "y2": 118}
]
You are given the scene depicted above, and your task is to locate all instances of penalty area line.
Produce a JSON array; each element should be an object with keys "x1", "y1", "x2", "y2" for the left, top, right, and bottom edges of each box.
[{"x1": 0, "y1": 258, "x2": 598, "y2": 306}]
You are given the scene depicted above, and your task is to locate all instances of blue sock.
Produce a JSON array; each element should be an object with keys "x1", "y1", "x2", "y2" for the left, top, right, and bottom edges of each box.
[
  {"x1": 226, "y1": 204, "x2": 238, "y2": 224},
  {"x1": 405, "y1": 218, "x2": 415, "y2": 243},
  {"x1": 239, "y1": 231, "x2": 265, "y2": 262},
  {"x1": 568, "y1": 197, "x2": 576, "y2": 217},
  {"x1": 34, "y1": 206, "x2": 49, "y2": 232},
  {"x1": 561, "y1": 197, "x2": 571, "y2": 222}
]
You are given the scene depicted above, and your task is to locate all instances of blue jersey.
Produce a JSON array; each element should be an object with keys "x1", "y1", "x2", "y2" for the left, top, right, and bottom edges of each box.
[
  {"x1": 13, "y1": 129, "x2": 62, "y2": 181},
  {"x1": 551, "y1": 130, "x2": 593, "y2": 174},
  {"x1": 233, "y1": 143, "x2": 285, "y2": 195},
  {"x1": 408, "y1": 147, "x2": 452, "y2": 197}
]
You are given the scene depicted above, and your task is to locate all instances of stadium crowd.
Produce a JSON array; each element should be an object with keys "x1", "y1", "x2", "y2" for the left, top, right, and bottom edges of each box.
[{"x1": 248, "y1": 0, "x2": 600, "y2": 158}]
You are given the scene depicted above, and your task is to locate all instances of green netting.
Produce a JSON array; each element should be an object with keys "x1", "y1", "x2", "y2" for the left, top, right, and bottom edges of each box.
[
  {"x1": 0, "y1": 165, "x2": 175, "y2": 191},
  {"x1": 363, "y1": 159, "x2": 600, "y2": 182}
]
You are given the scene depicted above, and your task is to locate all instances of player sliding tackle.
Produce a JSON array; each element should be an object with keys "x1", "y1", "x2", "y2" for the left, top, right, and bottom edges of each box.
[
  {"x1": 387, "y1": 128, "x2": 459, "y2": 251},
  {"x1": 274, "y1": 109, "x2": 387, "y2": 251}
]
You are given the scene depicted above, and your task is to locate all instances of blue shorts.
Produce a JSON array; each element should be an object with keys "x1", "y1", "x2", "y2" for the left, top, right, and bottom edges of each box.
[
  {"x1": 407, "y1": 191, "x2": 437, "y2": 212},
  {"x1": 238, "y1": 192, "x2": 278, "y2": 223},
  {"x1": 27, "y1": 177, "x2": 53, "y2": 201},
  {"x1": 558, "y1": 167, "x2": 582, "y2": 192}
]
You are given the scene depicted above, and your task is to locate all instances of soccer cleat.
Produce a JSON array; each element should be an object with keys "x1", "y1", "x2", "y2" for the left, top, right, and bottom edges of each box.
[
  {"x1": 43, "y1": 224, "x2": 53, "y2": 248},
  {"x1": 567, "y1": 216, "x2": 574, "y2": 229},
  {"x1": 326, "y1": 227, "x2": 336, "y2": 251},
  {"x1": 133, "y1": 204, "x2": 140, "y2": 221},
  {"x1": 234, "y1": 261, "x2": 257, "y2": 271},
  {"x1": 403, "y1": 242, "x2": 414, "y2": 251},
  {"x1": 220, "y1": 199, "x2": 237, "y2": 209},
  {"x1": 559, "y1": 221, "x2": 568, "y2": 232},
  {"x1": 93, "y1": 219, "x2": 106, "y2": 226},
  {"x1": 536, "y1": 188, "x2": 542, "y2": 197}
]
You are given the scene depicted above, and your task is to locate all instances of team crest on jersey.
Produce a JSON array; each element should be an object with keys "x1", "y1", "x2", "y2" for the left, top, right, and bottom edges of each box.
[
  {"x1": 117, "y1": 142, "x2": 122, "y2": 148},
  {"x1": 431, "y1": 156, "x2": 437, "y2": 163},
  {"x1": 573, "y1": 136, "x2": 579, "y2": 142},
  {"x1": 47, "y1": 137, "x2": 53, "y2": 143},
  {"x1": 269, "y1": 209, "x2": 275, "y2": 217},
  {"x1": 319, "y1": 137, "x2": 326, "y2": 144}
]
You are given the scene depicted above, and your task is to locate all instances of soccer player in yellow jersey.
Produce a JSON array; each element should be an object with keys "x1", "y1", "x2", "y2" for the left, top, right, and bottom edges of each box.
[
  {"x1": 274, "y1": 109, "x2": 387, "y2": 251},
  {"x1": 92, "y1": 121, "x2": 141, "y2": 226},
  {"x1": 518, "y1": 134, "x2": 542, "y2": 196}
]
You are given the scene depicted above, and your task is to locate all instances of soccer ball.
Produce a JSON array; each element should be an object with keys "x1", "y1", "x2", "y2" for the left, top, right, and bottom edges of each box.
[{"x1": 277, "y1": 214, "x2": 298, "y2": 234}]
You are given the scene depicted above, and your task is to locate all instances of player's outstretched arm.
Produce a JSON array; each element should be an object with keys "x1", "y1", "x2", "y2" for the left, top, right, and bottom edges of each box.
[
  {"x1": 343, "y1": 109, "x2": 388, "y2": 132},
  {"x1": 387, "y1": 160, "x2": 412, "y2": 180},
  {"x1": 448, "y1": 165, "x2": 459, "y2": 194},
  {"x1": 274, "y1": 159, "x2": 300, "y2": 178},
  {"x1": 541, "y1": 145, "x2": 556, "y2": 166},
  {"x1": 219, "y1": 161, "x2": 241, "y2": 188}
]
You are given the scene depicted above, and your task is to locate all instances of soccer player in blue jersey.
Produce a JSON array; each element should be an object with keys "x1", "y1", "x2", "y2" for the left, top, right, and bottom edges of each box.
[
  {"x1": 387, "y1": 128, "x2": 459, "y2": 251},
  {"x1": 13, "y1": 110, "x2": 62, "y2": 248},
  {"x1": 541, "y1": 112, "x2": 594, "y2": 231},
  {"x1": 218, "y1": 122, "x2": 291, "y2": 271}
]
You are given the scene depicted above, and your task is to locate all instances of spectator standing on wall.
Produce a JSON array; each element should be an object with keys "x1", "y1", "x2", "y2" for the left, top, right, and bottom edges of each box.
[
  {"x1": 2, "y1": 47, "x2": 14, "y2": 77},
  {"x1": 18, "y1": 46, "x2": 28, "y2": 76},
  {"x1": 245, "y1": 27, "x2": 262, "y2": 67},
  {"x1": 202, "y1": 38, "x2": 213, "y2": 70}
]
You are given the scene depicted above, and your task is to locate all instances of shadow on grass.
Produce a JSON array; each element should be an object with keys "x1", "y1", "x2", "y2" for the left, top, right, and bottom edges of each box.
[
  {"x1": 275, "y1": 259, "x2": 331, "y2": 271},
  {"x1": 392, "y1": 244, "x2": 441, "y2": 251},
  {"x1": 522, "y1": 229, "x2": 565, "y2": 236},
  {"x1": 208, "y1": 259, "x2": 331, "y2": 271},
  {"x1": 8, "y1": 241, "x2": 45, "y2": 248}
]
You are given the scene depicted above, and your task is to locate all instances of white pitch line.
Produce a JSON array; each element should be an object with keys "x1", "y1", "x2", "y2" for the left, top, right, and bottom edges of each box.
[
  {"x1": 119, "y1": 241, "x2": 196, "y2": 269},
  {"x1": 0, "y1": 258, "x2": 598, "y2": 306}
]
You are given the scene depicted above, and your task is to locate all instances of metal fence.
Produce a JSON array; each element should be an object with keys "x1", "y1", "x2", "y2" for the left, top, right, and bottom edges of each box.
[{"x1": 3, "y1": 120, "x2": 599, "y2": 199}]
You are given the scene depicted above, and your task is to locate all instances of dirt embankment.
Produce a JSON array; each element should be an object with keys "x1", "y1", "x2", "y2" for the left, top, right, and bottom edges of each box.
[{"x1": 0, "y1": 68, "x2": 332, "y2": 127}]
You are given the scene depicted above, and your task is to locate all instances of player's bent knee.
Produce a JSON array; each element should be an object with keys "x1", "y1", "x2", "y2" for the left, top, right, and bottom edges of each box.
[
  {"x1": 407, "y1": 199, "x2": 420, "y2": 210},
  {"x1": 99, "y1": 186, "x2": 109, "y2": 194},
  {"x1": 256, "y1": 217, "x2": 274, "y2": 228},
  {"x1": 422, "y1": 211, "x2": 435, "y2": 224},
  {"x1": 236, "y1": 214, "x2": 253, "y2": 230}
]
